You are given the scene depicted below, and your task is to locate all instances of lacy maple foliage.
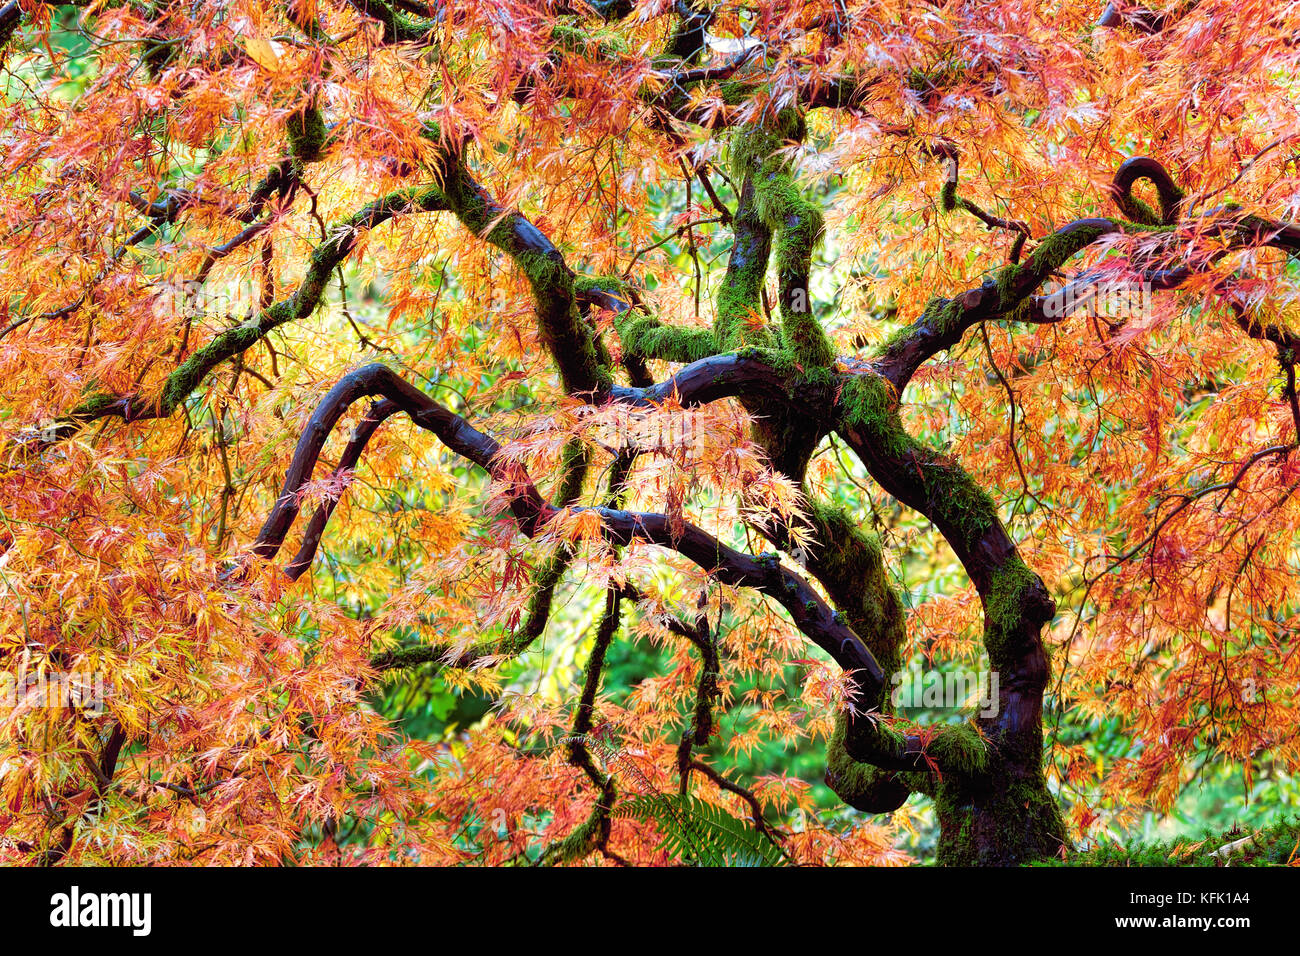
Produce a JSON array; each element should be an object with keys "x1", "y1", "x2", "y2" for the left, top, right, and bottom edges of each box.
[{"x1": 0, "y1": 0, "x2": 1297, "y2": 866}]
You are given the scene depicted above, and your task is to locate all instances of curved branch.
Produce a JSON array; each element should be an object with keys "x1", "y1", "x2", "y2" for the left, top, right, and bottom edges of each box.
[
  {"x1": 251, "y1": 363, "x2": 885, "y2": 691},
  {"x1": 433, "y1": 139, "x2": 608, "y2": 393},
  {"x1": 1109, "y1": 156, "x2": 1185, "y2": 225},
  {"x1": 0, "y1": 2, "x2": 21, "y2": 51},
  {"x1": 873, "y1": 217, "x2": 1125, "y2": 390},
  {"x1": 875, "y1": 201, "x2": 1300, "y2": 392},
  {"x1": 832, "y1": 368, "x2": 1056, "y2": 766},
  {"x1": 1097, "y1": 1, "x2": 1181, "y2": 34},
  {"x1": 930, "y1": 139, "x2": 1031, "y2": 254},
  {"x1": 606, "y1": 351, "x2": 818, "y2": 411},
  {"x1": 283, "y1": 398, "x2": 402, "y2": 580}
]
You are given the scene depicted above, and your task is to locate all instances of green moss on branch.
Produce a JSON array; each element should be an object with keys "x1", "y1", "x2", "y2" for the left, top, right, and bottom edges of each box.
[
  {"x1": 616, "y1": 314, "x2": 718, "y2": 364},
  {"x1": 287, "y1": 104, "x2": 328, "y2": 163},
  {"x1": 824, "y1": 713, "x2": 919, "y2": 812},
  {"x1": 728, "y1": 116, "x2": 835, "y2": 369},
  {"x1": 982, "y1": 556, "x2": 1040, "y2": 668}
]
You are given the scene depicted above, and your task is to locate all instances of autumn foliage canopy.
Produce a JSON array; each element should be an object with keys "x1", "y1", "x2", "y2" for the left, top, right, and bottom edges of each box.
[{"x1": 1, "y1": 0, "x2": 1298, "y2": 866}]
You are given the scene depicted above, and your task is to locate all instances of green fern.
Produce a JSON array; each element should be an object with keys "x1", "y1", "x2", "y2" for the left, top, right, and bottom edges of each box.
[{"x1": 614, "y1": 793, "x2": 788, "y2": 867}]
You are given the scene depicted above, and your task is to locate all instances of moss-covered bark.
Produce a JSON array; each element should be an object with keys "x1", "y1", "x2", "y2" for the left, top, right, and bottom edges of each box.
[
  {"x1": 713, "y1": 173, "x2": 777, "y2": 352},
  {"x1": 805, "y1": 502, "x2": 925, "y2": 812},
  {"x1": 934, "y1": 763, "x2": 1066, "y2": 866},
  {"x1": 286, "y1": 102, "x2": 329, "y2": 163},
  {"x1": 716, "y1": 117, "x2": 837, "y2": 481},
  {"x1": 609, "y1": 119, "x2": 1072, "y2": 863}
]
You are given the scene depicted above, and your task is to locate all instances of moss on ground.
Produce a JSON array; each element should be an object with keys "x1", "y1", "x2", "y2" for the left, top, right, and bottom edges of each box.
[{"x1": 1030, "y1": 819, "x2": 1300, "y2": 867}]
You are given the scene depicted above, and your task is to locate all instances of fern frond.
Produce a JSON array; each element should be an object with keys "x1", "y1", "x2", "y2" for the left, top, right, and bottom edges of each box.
[{"x1": 614, "y1": 793, "x2": 787, "y2": 866}]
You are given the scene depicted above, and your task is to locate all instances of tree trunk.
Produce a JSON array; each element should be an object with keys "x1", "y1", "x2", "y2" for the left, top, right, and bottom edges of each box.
[
  {"x1": 819, "y1": 384, "x2": 1072, "y2": 866},
  {"x1": 934, "y1": 763, "x2": 1067, "y2": 866}
]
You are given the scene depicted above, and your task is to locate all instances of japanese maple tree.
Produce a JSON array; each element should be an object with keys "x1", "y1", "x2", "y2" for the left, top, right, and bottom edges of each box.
[{"x1": 1, "y1": 0, "x2": 1298, "y2": 866}]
